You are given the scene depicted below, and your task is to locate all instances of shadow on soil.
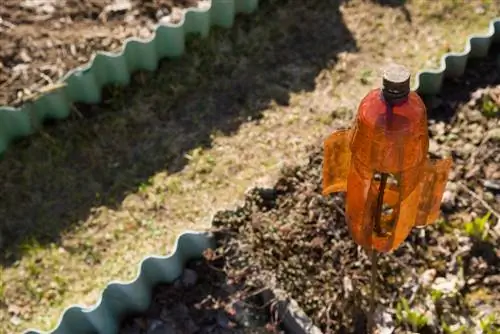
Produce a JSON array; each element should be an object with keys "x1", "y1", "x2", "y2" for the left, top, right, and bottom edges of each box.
[
  {"x1": 0, "y1": 0, "x2": 357, "y2": 265},
  {"x1": 120, "y1": 258, "x2": 277, "y2": 333}
]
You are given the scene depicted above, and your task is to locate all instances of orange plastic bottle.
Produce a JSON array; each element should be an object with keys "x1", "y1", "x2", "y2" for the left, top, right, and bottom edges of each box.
[{"x1": 322, "y1": 64, "x2": 452, "y2": 253}]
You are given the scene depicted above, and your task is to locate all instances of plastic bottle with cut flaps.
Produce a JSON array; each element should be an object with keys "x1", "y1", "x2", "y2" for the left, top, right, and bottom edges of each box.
[{"x1": 322, "y1": 64, "x2": 452, "y2": 252}]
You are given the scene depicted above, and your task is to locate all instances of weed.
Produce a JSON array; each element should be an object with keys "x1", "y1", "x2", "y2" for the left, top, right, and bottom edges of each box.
[
  {"x1": 359, "y1": 69, "x2": 372, "y2": 85},
  {"x1": 430, "y1": 289, "x2": 444, "y2": 303},
  {"x1": 395, "y1": 298, "x2": 429, "y2": 331},
  {"x1": 441, "y1": 321, "x2": 468, "y2": 334},
  {"x1": 481, "y1": 95, "x2": 500, "y2": 117},
  {"x1": 480, "y1": 313, "x2": 499, "y2": 334},
  {"x1": 463, "y1": 212, "x2": 492, "y2": 241}
]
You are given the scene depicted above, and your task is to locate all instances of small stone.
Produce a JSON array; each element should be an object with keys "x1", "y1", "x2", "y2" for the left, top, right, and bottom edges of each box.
[
  {"x1": 475, "y1": 5, "x2": 486, "y2": 14},
  {"x1": 483, "y1": 179, "x2": 500, "y2": 191},
  {"x1": 441, "y1": 190, "x2": 456, "y2": 210},
  {"x1": 148, "y1": 319, "x2": 164, "y2": 331},
  {"x1": 428, "y1": 139, "x2": 440, "y2": 155},
  {"x1": 181, "y1": 268, "x2": 198, "y2": 288},
  {"x1": 10, "y1": 316, "x2": 21, "y2": 326},
  {"x1": 484, "y1": 192, "x2": 495, "y2": 203},
  {"x1": 197, "y1": 0, "x2": 211, "y2": 9},
  {"x1": 156, "y1": 9, "x2": 169, "y2": 20},
  {"x1": 343, "y1": 276, "x2": 353, "y2": 297},
  {"x1": 487, "y1": 128, "x2": 500, "y2": 140},
  {"x1": 447, "y1": 133, "x2": 459, "y2": 142},
  {"x1": 484, "y1": 275, "x2": 500, "y2": 286},
  {"x1": 419, "y1": 269, "x2": 437, "y2": 288},
  {"x1": 460, "y1": 143, "x2": 475, "y2": 158},
  {"x1": 432, "y1": 274, "x2": 464, "y2": 296},
  {"x1": 467, "y1": 109, "x2": 484, "y2": 122}
]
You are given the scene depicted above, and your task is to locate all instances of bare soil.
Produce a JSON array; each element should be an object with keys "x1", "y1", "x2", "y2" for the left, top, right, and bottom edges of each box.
[
  {"x1": 119, "y1": 258, "x2": 278, "y2": 334},
  {"x1": 0, "y1": 0, "x2": 201, "y2": 107},
  {"x1": 211, "y1": 50, "x2": 500, "y2": 333}
]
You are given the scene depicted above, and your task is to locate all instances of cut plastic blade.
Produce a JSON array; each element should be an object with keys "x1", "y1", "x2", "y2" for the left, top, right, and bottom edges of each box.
[
  {"x1": 322, "y1": 129, "x2": 351, "y2": 195},
  {"x1": 414, "y1": 157, "x2": 453, "y2": 227}
]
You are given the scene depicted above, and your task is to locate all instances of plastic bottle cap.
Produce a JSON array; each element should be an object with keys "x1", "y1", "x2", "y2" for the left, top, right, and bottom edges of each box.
[{"x1": 382, "y1": 64, "x2": 411, "y2": 97}]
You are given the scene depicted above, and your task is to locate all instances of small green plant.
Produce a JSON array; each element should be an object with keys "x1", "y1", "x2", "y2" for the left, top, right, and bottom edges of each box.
[
  {"x1": 138, "y1": 177, "x2": 154, "y2": 193},
  {"x1": 430, "y1": 288, "x2": 444, "y2": 303},
  {"x1": 435, "y1": 218, "x2": 454, "y2": 233},
  {"x1": 463, "y1": 212, "x2": 491, "y2": 241},
  {"x1": 481, "y1": 95, "x2": 499, "y2": 117},
  {"x1": 480, "y1": 313, "x2": 499, "y2": 334},
  {"x1": 395, "y1": 298, "x2": 429, "y2": 331},
  {"x1": 359, "y1": 69, "x2": 372, "y2": 85},
  {"x1": 441, "y1": 321, "x2": 468, "y2": 334}
]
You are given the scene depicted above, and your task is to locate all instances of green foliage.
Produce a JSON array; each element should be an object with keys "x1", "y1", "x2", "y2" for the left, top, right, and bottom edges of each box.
[
  {"x1": 481, "y1": 95, "x2": 500, "y2": 117},
  {"x1": 359, "y1": 69, "x2": 372, "y2": 85},
  {"x1": 395, "y1": 298, "x2": 429, "y2": 331},
  {"x1": 441, "y1": 321, "x2": 468, "y2": 334},
  {"x1": 480, "y1": 313, "x2": 499, "y2": 334},
  {"x1": 430, "y1": 289, "x2": 444, "y2": 303},
  {"x1": 463, "y1": 212, "x2": 492, "y2": 241}
]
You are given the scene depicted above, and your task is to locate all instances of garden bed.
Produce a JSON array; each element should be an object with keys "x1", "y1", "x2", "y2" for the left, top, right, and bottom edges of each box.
[
  {"x1": 119, "y1": 256, "x2": 322, "y2": 334},
  {"x1": 0, "y1": 0, "x2": 206, "y2": 107},
  {"x1": 115, "y1": 50, "x2": 500, "y2": 334},
  {"x1": 119, "y1": 258, "x2": 276, "y2": 334},
  {"x1": 203, "y1": 53, "x2": 499, "y2": 333}
]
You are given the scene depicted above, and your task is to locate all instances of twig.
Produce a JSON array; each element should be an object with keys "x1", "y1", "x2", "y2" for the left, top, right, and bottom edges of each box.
[
  {"x1": 458, "y1": 182, "x2": 500, "y2": 222},
  {"x1": 332, "y1": 200, "x2": 346, "y2": 217}
]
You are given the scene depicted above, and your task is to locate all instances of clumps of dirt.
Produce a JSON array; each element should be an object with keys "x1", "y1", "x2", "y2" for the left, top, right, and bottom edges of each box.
[
  {"x1": 119, "y1": 258, "x2": 279, "y2": 334},
  {"x1": 427, "y1": 54, "x2": 500, "y2": 223},
  {"x1": 210, "y1": 80, "x2": 500, "y2": 332},
  {"x1": 0, "y1": 0, "x2": 205, "y2": 107}
]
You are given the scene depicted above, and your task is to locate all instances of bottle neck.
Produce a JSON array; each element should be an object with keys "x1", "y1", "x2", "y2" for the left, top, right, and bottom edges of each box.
[{"x1": 381, "y1": 88, "x2": 409, "y2": 105}]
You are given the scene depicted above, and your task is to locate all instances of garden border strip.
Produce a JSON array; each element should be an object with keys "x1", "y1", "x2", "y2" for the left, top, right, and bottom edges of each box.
[
  {"x1": 0, "y1": 10, "x2": 497, "y2": 157},
  {"x1": 23, "y1": 230, "x2": 322, "y2": 334},
  {"x1": 0, "y1": 0, "x2": 260, "y2": 157},
  {"x1": 413, "y1": 18, "x2": 500, "y2": 96},
  {"x1": 23, "y1": 231, "x2": 216, "y2": 334}
]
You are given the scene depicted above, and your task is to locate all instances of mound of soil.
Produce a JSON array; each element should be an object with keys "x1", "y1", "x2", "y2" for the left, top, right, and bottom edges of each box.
[
  {"x1": 210, "y1": 55, "x2": 500, "y2": 333},
  {"x1": 0, "y1": 0, "x2": 204, "y2": 107}
]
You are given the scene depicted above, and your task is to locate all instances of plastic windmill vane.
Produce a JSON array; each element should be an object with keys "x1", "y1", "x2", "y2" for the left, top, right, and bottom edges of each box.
[{"x1": 322, "y1": 64, "x2": 452, "y2": 332}]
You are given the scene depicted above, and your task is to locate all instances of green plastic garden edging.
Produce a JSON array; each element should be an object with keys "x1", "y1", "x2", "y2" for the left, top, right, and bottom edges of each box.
[{"x1": 0, "y1": 0, "x2": 259, "y2": 157}]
